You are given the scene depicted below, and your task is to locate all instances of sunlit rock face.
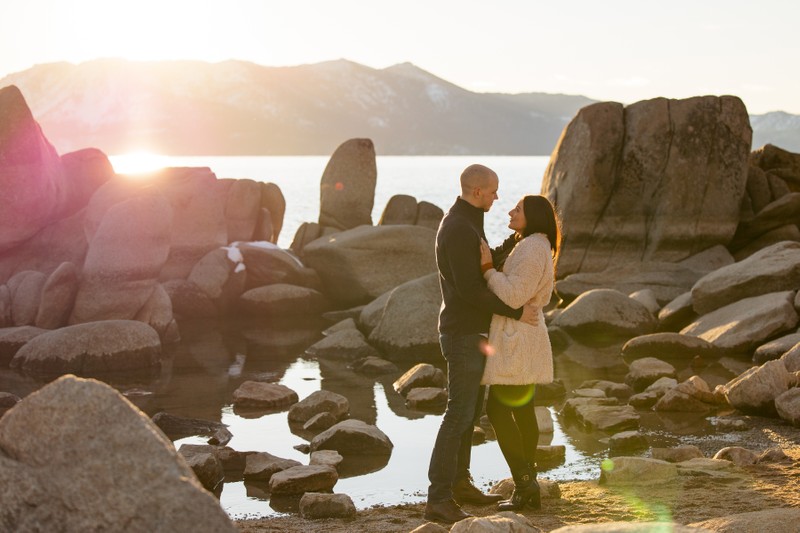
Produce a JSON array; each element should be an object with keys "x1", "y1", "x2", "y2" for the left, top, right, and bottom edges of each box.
[{"x1": 542, "y1": 95, "x2": 752, "y2": 278}]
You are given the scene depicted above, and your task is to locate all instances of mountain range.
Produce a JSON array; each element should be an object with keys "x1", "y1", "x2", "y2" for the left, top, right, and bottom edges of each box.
[{"x1": 1, "y1": 59, "x2": 798, "y2": 156}]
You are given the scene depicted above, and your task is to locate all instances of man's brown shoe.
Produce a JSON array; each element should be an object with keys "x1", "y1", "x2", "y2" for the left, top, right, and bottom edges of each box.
[
  {"x1": 424, "y1": 499, "x2": 472, "y2": 523},
  {"x1": 452, "y1": 476, "x2": 503, "y2": 505}
]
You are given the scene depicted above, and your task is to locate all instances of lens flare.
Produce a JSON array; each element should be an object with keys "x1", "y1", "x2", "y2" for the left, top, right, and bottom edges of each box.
[{"x1": 492, "y1": 384, "x2": 535, "y2": 407}]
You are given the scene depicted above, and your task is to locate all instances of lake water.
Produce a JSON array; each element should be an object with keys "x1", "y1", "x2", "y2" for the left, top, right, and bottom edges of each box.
[
  {"x1": 109, "y1": 155, "x2": 551, "y2": 249},
  {"x1": 1, "y1": 155, "x2": 743, "y2": 520}
]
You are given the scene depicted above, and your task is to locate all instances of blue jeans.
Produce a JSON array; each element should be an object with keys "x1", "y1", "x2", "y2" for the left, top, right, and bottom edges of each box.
[{"x1": 427, "y1": 333, "x2": 487, "y2": 503}]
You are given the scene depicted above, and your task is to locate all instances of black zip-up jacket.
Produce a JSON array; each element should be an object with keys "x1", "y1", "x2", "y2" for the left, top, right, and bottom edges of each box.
[{"x1": 436, "y1": 197, "x2": 523, "y2": 335}]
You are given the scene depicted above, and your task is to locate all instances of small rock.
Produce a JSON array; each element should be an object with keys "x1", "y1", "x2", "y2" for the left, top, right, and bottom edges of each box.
[
  {"x1": 537, "y1": 445, "x2": 566, "y2": 465},
  {"x1": 322, "y1": 318, "x2": 357, "y2": 336},
  {"x1": 608, "y1": 431, "x2": 649, "y2": 456},
  {"x1": 628, "y1": 391, "x2": 662, "y2": 408},
  {"x1": 243, "y1": 452, "x2": 301, "y2": 482},
  {"x1": 758, "y1": 447, "x2": 791, "y2": 463},
  {"x1": 0, "y1": 392, "x2": 21, "y2": 408},
  {"x1": 775, "y1": 387, "x2": 800, "y2": 425},
  {"x1": 406, "y1": 387, "x2": 447, "y2": 410},
  {"x1": 599, "y1": 457, "x2": 678, "y2": 485},
  {"x1": 288, "y1": 390, "x2": 349, "y2": 423},
  {"x1": 490, "y1": 478, "x2": 560, "y2": 500},
  {"x1": 393, "y1": 363, "x2": 445, "y2": 396},
  {"x1": 472, "y1": 426, "x2": 486, "y2": 445},
  {"x1": 294, "y1": 443, "x2": 310, "y2": 454},
  {"x1": 303, "y1": 412, "x2": 338, "y2": 432},
  {"x1": 299, "y1": 492, "x2": 356, "y2": 519},
  {"x1": 573, "y1": 388, "x2": 607, "y2": 398},
  {"x1": 309, "y1": 450, "x2": 343, "y2": 468},
  {"x1": 305, "y1": 328, "x2": 381, "y2": 360},
  {"x1": 712, "y1": 446, "x2": 759, "y2": 466},
  {"x1": 574, "y1": 404, "x2": 639, "y2": 433},
  {"x1": 268, "y1": 465, "x2": 338, "y2": 495},
  {"x1": 232, "y1": 381, "x2": 298, "y2": 410},
  {"x1": 178, "y1": 444, "x2": 224, "y2": 491},
  {"x1": 349, "y1": 356, "x2": 399, "y2": 375},
  {"x1": 309, "y1": 419, "x2": 393, "y2": 455},
  {"x1": 625, "y1": 357, "x2": 676, "y2": 392},
  {"x1": 409, "y1": 523, "x2": 449, "y2": 533},
  {"x1": 651, "y1": 445, "x2": 704, "y2": 463},
  {"x1": 450, "y1": 511, "x2": 536, "y2": 532},
  {"x1": 712, "y1": 418, "x2": 748, "y2": 432}
]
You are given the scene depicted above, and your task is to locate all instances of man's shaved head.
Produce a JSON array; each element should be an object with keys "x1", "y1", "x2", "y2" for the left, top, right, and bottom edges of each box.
[{"x1": 460, "y1": 164, "x2": 497, "y2": 194}]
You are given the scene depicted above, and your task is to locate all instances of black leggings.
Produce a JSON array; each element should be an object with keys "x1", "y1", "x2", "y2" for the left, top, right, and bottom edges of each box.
[{"x1": 486, "y1": 384, "x2": 539, "y2": 476}]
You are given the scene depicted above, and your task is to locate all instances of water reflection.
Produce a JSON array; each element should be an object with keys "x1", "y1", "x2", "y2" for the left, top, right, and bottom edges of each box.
[{"x1": 0, "y1": 315, "x2": 747, "y2": 519}]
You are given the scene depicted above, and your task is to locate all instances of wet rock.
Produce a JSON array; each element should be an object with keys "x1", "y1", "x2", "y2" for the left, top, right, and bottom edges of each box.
[
  {"x1": 162, "y1": 279, "x2": 218, "y2": 318},
  {"x1": 406, "y1": 387, "x2": 447, "y2": 410},
  {"x1": 712, "y1": 446, "x2": 759, "y2": 465},
  {"x1": 537, "y1": 444, "x2": 566, "y2": 465},
  {"x1": 681, "y1": 291, "x2": 799, "y2": 353},
  {"x1": 188, "y1": 247, "x2": 242, "y2": 304},
  {"x1": 561, "y1": 397, "x2": 619, "y2": 419},
  {"x1": 599, "y1": 456, "x2": 678, "y2": 485},
  {"x1": 608, "y1": 431, "x2": 648, "y2": 456},
  {"x1": 232, "y1": 381, "x2": 298, "y2": 410},
  {"x1": 322, "y1": 318, "x2": 357, "y2": 336},
  {"x1": 472, "y1": 426, "x2": 486, "y2": 445},
  {"x1": 645, "y1": 377, "x2": 679, "y2": 393},
  {"x1": 628, "y1": 391, "x2": 662, "y2": 408},
  {"x1": 268, "y1": 464, "x2": 338, "y2": 495},
  {"x1": 573, "y1": 388, "x2": 607, "y2": 398},
  {"x1": 553, "y1": 289, "x2": 657, "y2": 344},
  {"x1": 71, "y1": 193, "x2": 172, "y2": 324},
  {"x1": 319, "y1": 138, "x2": 376, "y2": 230},
  {"x1": 657, "y1": 291, "x2": 697, "y2": 332},
  {"x1": 237, "y1": 242, "x2": 311, "y2": 289},
  {"x1": 724, "y1": 359, "x2": 793, "y2": 414},
  {"x1": 675, "y1": 457, "x2": 740, "y2": 478},
  {"x1": 152, "y1": 412, "x2": 232, "y2": 446},
  {"x1": 654, "y1": 376, "x2": 717, "y2": 413},
  {"x1": 0, "y1": 375, "x2": 236, "y2": 531},
  {"x1": 309, "y1": 419, "x2": 393, "y2": 455},
  {"x1": 215, "y1": 447, "x2": 256, "y2": 474},
  {"x1": 393, "y1": 363, "x2": 446, "y2": 396},
  {"x1": 754, "y1": 332, "x2": 800, "y2": 364},
  {"x1": 350, "y1": 356, "x2": 399, "y2": 376},
  {"x1": 625, "y1": 357, "x2": 676, "y2": 391},
  {"x1": 574, "y1": 404, "x2": 639, "y2": 433},
  {"x1": 535, "y1": 379, "x2": 567, "y2": 401},
  {"x1": 303, "y1": 412, "x2": 338, "y2": 432},
  {"x1": 179, "y1": 444, "x2": 225, "y2": 491},
  {"x1": 309, "y1": 450, "x2": 343, "y2": 469},
  {"x1": 368, "y1": 273, "x2": 441, "y2": 360},
  {"x1": 305, "y1": 328, "x2": 380, "y2": 360},
  {"x1": 299, "y1": 492, "x2": 356, "y2": 519},
  {"x1": 775, "y1": 387, "x2": 800, "y2": 426},
  {"x1": 288, "y1": 390, "x2": 349, "y2": 423},
  {"x1": 691, "y1": 241, "x2": 800, "y2": 315},
  {"x1": 239, "y1": 283, "x2": 329, "y2": 316},
  {"x1": 0, "y1": 325, "x2": 47, "y2": 365},
  {"x1": 450, "y1": 511, "x2": 537, "y2": 532},
  {"x1": 10, "y1": 320, "x2": 161, "y2": 375},
  {"x1": 34, "y1": 262, "x2": 78, "y2": 329},
  {"x1": 651, "y1": 445, "x2": 704, "y2": 463},
  {"x1": 688, "y1": 507, "x2": 800, "y2": 532},
  {"x1": 711, "y1": 417, "x2": 748, "y2": 432},
  {"x1": 536, "y1": 406, "x2": 555, "y2": 434},
  {"x1": 621, "y1": 332, "x2": 717, "y2": 361},
  {"x1": 243, "y1": 452, "x2": 301, "y2": 482},
  {"x1": 303, "y1": 225, "x2": 437, "y2": 307}
]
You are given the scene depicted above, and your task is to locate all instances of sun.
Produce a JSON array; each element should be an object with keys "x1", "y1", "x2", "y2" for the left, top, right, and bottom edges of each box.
[{"x1": 109, "y1": 151, "x2": 171, "y2": 175}]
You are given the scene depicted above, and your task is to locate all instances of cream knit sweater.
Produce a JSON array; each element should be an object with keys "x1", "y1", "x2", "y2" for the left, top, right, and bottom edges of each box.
[{"x1": 481, "y1": 233, "x2": 554, "y2": 385}]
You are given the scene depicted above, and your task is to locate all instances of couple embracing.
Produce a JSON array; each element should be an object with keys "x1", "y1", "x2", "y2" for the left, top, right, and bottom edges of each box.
[{"x1": 425, "y1": 164, "x2": 561, "y2": 524}]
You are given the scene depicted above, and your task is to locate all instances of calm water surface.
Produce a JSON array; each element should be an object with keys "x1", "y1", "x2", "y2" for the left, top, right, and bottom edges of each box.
[{"x1": 0, "y1": 156, "x2": 744, "y2": 519}]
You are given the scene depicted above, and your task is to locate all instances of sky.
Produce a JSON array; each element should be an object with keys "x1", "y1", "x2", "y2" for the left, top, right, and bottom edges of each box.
[{"x1": 0, "y1": 0, "x2": 798, "y2": 114}]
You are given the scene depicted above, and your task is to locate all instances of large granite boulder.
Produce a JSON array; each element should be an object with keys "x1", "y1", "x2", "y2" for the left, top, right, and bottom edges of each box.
[
  {"x1": 0, "y1": 325, "x2": 47, "y2": 365},
  {"x1": 70, "y1": 192, "x2": 172, "y2": 324},
  {"x1": 239, "y1": 284, "x2": 329, "y2": 315},
  {"x1": 723, "y1": 359, "x2": 793, "y2": 414},
  {"x1": 681, "y1": 291, "x2": 799, "y2": 353},
  {"x1": 34, "y1": 262, "x2": 79, "y2": 329},
  {"x1": 10, "y1": 320, "x2": 161, "y2": 375},
  {"x1": 319, "y1": 138, "x2": 377, "y2": 230},
  {"x1": 0, "y1": 375, "x2": 236, "y2": 532},
  {"x1": 9, "y1": 270, "x2": 46, "y2": 326},
  {"x1": 260, "y1": 182, "x2": 286, "y2": 243},
  {"x1": 691, "y1": 241, "x2": 800, "y2": 314},
  {"x1": 303, "y1": 225, "x2": 437, "y2": 306},
  {"x1": 542, "y1": 96, "x2": 751, "y2": 277},
  {"x1": 0, "y1": 86, "x2": 66, "y2": 253},
  {"x1": 368, "y1": 273, "x2": 441, "y2": 360},
  {"x1": 552, "y1": 289, "x2": 657, "y2": 344},
  {"x1": 59, "y1": 148, "x2": 115, "y2": 217},
  {"x1": 222, "y1": 178, "x2": 261, "y2": 242}
]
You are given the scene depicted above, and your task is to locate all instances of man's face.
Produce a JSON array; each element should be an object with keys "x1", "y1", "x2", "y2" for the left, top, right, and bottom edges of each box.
[{"x1": 477, "y1": 174, "x2": 499, "y2": 212}]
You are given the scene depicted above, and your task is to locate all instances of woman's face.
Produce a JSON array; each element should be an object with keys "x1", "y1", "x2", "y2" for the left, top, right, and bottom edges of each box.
[{"x1": 508, "y1": 199, "x2": 527, "y2": 232}]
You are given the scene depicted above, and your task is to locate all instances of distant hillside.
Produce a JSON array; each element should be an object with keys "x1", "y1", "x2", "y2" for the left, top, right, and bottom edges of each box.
[
  {"x1": 1, "y1": 59, "x2": 797, "y2": 155},
  {"x1": 0, "y1": 59, "x2": 594, "y2": 155},
  {"x1": 750, "y1": 111, "x2": 800, "y2": 153}
]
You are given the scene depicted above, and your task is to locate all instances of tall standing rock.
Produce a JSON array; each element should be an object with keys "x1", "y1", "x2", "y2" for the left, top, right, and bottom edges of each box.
[
  {"x1": 0, "y1": 85, "x2": 66, "y2": 253},
  {"x1": 319, "y1": 138, "x2": 377, "y2": 230},
  {"x1": 542, "y1": 96, "x2": 752, "y2": 277}
]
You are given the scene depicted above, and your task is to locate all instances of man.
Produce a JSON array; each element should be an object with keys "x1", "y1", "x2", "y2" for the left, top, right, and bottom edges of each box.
[{"x1": 425, "y1": 164, "x2": 539, "y2": 523}]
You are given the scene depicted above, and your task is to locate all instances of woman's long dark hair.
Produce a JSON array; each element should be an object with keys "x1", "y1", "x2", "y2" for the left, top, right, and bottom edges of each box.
[{"x1": 494, "y1": 195, "x2": 561, "y2": 277}]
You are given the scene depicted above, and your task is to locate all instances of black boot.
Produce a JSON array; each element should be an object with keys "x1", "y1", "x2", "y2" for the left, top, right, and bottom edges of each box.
[{"x1": 497, "y1": 465, "x2": 541, "y2": 511}]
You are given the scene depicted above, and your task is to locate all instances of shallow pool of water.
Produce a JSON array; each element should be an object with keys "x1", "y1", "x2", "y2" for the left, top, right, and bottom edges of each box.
[{"x1": 0, "y1": 316, "x2": 746, "y2": 519}]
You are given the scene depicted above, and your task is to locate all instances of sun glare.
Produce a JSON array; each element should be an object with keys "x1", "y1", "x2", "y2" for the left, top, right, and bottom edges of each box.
[{"x1": 110, "y1": 152, "x2": 171, "y2": 176}]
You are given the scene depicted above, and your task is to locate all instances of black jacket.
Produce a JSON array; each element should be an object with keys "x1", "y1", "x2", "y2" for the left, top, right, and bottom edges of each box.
[{"x1": 436, "y1": 198, "x2": 523, "y2": 335}]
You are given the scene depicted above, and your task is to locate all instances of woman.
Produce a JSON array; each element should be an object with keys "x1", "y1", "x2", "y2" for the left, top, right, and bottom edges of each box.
[{"x1": 478, "y1": 194, "x2": 560, "y2": 511}]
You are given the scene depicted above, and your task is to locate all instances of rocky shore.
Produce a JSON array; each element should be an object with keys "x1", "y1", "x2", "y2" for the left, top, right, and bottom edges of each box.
[{"x1": 2, "y1": 84, "x2": 800, "y2": 532}]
